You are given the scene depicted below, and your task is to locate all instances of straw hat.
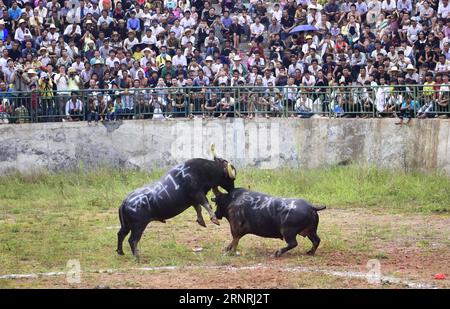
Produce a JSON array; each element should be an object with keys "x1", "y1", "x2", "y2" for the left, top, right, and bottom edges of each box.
[
  {"x1": 406, "y1": 64, "x2": 416, "y2": 71},
  {"x1": 389, "y1": 66, "x2": 399, "y2": 73},
  {"x1": 27, "y1": 68, "x2": 37, "y2": 75}
]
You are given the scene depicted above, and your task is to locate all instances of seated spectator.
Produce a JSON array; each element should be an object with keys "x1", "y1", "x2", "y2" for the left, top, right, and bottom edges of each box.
[{"x1": 65, "y1": 92, "x2": 83, "y2": 121}]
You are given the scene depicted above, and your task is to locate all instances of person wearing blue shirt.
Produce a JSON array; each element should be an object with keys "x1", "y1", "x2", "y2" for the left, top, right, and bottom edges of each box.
[
  {"x1": 127, "y1": 11, "x2": 140, "y2": 32},
  {"x1": 396, "y1": 94, "x2": 419, "y2": 126},
  {"x1": 8, "y1": 1, "x2": 22, "y2": 21},
  {"x1": 221, "y1": 10, "x2": 233, "y2": 31},
  {"x1": 0, "y1": 20, "x2": 8, "y2": 42}
]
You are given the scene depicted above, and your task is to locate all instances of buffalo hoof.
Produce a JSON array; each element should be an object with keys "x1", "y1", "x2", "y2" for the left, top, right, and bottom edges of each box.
[
  {"x1": 272, "y1": 250, "x2": 283, "y2": 258},
  {"x1": 211, "y1": 217, "x2": 220, "y2": 226},
  {"x1": 196, "y1": 219, "x2": 207, "y2": 227},
  {"x1": 116, "y1": 249, "x2": 124, "y2": 256},
  {"x1": 306, "y1": 250, "x2": 315, "y2": 256}
]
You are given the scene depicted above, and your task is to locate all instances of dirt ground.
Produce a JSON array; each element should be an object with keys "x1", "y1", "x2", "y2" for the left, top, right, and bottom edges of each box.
[
  {"x1": 1, "y1": 209, "x2": 449, "y2": 289},
  {"x1": 2, "y1": 268, "x2": 408, "y2": 289}
]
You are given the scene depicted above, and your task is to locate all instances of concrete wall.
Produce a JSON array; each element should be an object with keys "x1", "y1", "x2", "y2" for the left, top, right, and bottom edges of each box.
[{"x1": 0, "y1": 118, "x2": 449, "y2": 175}]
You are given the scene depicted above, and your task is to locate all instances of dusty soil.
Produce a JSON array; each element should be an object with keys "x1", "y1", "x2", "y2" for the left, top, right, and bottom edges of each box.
[
  {"x1": 0, "y1": 268, "x2": 407, "y2": 289},
  {"x1": 1, "y1": 209, "x2": 449, "y2": 289}
]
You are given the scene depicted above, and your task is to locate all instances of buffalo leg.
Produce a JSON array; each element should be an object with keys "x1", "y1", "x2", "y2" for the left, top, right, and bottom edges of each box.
[
  {"x1": 194, "y1": 204, "x2": 207, "y2": 227},
  {"x1": 129, "y1": 224, "x2": 146, "y2": 262},
  {"x1": 306, "y1": 232, "x2": 321, "y2": 256},
  {"x1": 306, "y1": 213, "x2": 321, "y2": 255},
  {"x1": 274, "y1": 233, "x2": 298, "y2": 257},
  {"x1": 117, "y1": 226, "x2": 130, "y2": 255},
  {"x1": 194, "y1": 193, "x2": 219, "y2": 225},
  {"x1": 225, "y1": 237, "x2": 241, "y2": 254}
]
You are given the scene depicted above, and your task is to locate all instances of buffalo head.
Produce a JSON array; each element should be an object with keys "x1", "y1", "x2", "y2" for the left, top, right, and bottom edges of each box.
[
  {"x1": 211, "y1": 144, "x2": 236, "y2": 192},
  {"x1": 212, "y1": 190, "x2": 231, "y2": 220}
]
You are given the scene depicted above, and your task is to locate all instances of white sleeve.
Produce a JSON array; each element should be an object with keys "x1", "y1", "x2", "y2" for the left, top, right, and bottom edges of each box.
[{"x1": 65, "y1": 100, "x2": 70, "y2": 115}]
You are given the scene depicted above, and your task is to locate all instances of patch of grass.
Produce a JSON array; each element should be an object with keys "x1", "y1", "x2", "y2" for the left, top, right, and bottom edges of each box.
[{"x1": 0, "y1": 165, "x2": 448, "y2": 276}]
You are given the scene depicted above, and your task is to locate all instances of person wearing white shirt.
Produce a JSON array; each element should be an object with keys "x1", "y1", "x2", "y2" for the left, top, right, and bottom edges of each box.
[
  {"x1": 181, "y1": 31, "x2": 196, "y2": 48},
  {"x1": 55, "y1": 66, "x2": 70, "y2": 115},
  {"x1": 406, "y1": 19, "x2": 423, "y2": 44},
  {"x1": 36, "y1": 1, "x2": 48, "y2": 20},
  {"x1": 250, "y1": 17, "x2": 265, "y2": 40},
  {"x1": 65, "y1": 92, "x2": 83, "y2": 120},
  {"x1": 307, "y1": 7, "x2": 322, "y2": 27},
  {"x1": 172, "y1": 49, "x2": 188, "y2": 68},
  {"x1": 262, "y1": 70, "x2": 276, "y2": 87},
  {"x1": 375, "y1": 78, "x2": 390, "y2": 113},
  {"x1": 63, "y1": 23, "x2": 81, "y2": 41},
  {"x1": 123, "y1": 31, "x2": 139, "y2": 51},
  {"x1": 14, "y1": 21, "x2": 31, "y2": 43},
  {"x1": 66, "y1": 7, "x2": 81, "y2": 24},
  {"x1": 47, "y1": 24, "x2": 60, "y2": 41},
  {"x1": 141, "y1": 29, "x2": 157, "y2": 45},
  {"x1": 71, "y1": 57, "x2": 85, "y2": 72},
  {"x1": 150, "y1": 22, "x2": 166, "y2": 37},
  {"x1": 302, "y1": 72, "x2": 316, "y2": 87},
  {"x1": 106, "y1": 52, "x2": 120, "y2": 68},
  {"x1": 381, "y1": 0, "x2": 397, "y2": 14},
  {"x1": 139, "y1": 7, "x2": 152, "y2": 29},
  {"x1": 295, "y1": 92, "x2": 314, "y2": 117},
  {"x1": 211, "y1": 60, "x2": 223, "y2": 76},
  {"x1": 170, "y1": 20, "x2": 184, "y2": 39},
  {"x1": 436, "y1": 54, "x2": 450, "y2": 73},
  {"x1": 438, "y1": 0, "x2": 450, "y2": 18},
  {"x1": 87, "y1": 2, "x2": 101, "y2": 17},
  {"x1": 180, "y1": 11, "x2": 196, "y2": 29},
  {"x1": 0, "y1": 51, "x2": 8, "y2": 71},
  {"x1": 270, "y1": 3, "x2": 283, "y2": 22},
  {"x1": 97, "y1": 11, "x2": 114, "y2": 26},
  {"x1": 397, "y1": 0, "x2": 412, "y2": 12}
]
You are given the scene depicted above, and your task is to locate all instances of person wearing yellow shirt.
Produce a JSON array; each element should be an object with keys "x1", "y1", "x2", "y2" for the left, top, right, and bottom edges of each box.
[
  {"x1": 155, "y1": 46, "x2": 172, "y2": 69},
  {"x1": 418, "y1": 72, "x2": 436, "y2": 119}
]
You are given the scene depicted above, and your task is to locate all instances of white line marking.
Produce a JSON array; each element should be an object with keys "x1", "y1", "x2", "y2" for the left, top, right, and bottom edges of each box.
[{"x1": 0, "y1": 265, "x2": 437, "y2": 288}]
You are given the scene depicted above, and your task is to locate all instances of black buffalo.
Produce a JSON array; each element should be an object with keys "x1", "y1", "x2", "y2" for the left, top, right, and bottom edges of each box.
[
  {"x1": 213, "y1": 188, "x2": 326, "y2": 257},
  {"x1": 117, "y1": 155, "x2": 236, "y2": 260}
]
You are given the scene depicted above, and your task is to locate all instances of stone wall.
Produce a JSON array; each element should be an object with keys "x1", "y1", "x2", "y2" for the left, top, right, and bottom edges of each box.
[{"x1": 0, "y1": 118, "x2": 449, "y2": 175}]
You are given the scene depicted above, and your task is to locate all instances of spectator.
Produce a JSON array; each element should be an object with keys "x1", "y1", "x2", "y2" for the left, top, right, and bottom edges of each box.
[
  {"x1": 65, "y1": 91, "x2": 83, "y2": 121},
  {"x1": 0, "y1": 0, "x2": 446, "y2": 123}
]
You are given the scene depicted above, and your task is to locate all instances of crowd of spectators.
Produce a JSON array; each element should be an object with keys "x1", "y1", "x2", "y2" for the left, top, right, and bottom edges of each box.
[{"x1": 0, "y1": 0, "x2": 449, "y2": 124}]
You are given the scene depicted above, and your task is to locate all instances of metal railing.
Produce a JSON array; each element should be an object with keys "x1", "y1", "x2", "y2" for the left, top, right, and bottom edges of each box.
[{"x1": 0, "y1": 85, "x2": 448, "y2": 124}]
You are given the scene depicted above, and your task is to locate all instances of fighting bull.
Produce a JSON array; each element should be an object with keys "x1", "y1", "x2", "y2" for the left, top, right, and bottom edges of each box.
[
  {"x1": 117, "y1": 147, "x2": 236, "y2": 260},
  {"x1": 213, "y1": 188, "x2": 326, "y2": 257}
]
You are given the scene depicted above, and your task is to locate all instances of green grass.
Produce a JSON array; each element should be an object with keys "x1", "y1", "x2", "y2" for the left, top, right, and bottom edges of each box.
[{"x1": 0, "y1": 165, "x2": 449, "y2": 276}]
